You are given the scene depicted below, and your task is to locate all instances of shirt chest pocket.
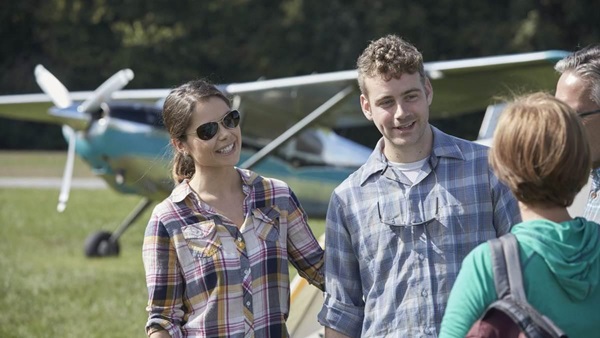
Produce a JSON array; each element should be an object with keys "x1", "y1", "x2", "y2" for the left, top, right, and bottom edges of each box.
[
  {"x1": 251, "y1": 206, "x2": 281, "y2": 243},
  {"x1": 181, "y1": 221, "x2": 222, "y2": 258}
]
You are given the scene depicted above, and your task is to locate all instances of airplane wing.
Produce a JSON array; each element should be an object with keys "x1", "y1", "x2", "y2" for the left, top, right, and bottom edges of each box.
[
  {"x1": 219, "y1": 50, "x2": 569, "y2": 142},
  {"x1": 0, "y1": 50, "x2": 567, "y2": 137},
  {"x1": 0, "y1": 90, "x2": 170, "y2": 125}
]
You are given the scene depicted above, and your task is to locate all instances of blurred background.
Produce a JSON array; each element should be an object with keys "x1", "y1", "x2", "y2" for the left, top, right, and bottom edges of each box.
[{"x1": 2, "y1": 0, "x2": 600, "y2": 149}]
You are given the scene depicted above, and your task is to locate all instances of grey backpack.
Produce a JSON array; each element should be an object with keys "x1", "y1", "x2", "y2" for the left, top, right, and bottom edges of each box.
[{"x1": 480, "y1": 233, "x2": 568, "y2": 338}]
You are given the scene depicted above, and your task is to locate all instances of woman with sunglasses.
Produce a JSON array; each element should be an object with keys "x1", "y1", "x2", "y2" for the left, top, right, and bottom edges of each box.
[{"x1": 142, "y1": 79, "x2": 324, "y2": 338}]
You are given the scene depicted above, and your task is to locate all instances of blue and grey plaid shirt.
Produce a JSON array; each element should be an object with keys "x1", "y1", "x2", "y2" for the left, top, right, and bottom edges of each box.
[
  {"x1": 583, "y1": 168, "x2": 600, "y2": 224},
  {"x1": 318, "y1": 126, "x2": 520, "y2": 337}
]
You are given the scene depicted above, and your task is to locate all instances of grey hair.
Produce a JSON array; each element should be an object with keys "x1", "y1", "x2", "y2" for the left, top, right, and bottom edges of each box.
[{"x1": 555, "y1": 44, "x2": 600, "y2": 106}]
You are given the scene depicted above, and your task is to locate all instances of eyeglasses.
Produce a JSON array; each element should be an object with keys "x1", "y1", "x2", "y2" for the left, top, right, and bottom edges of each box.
[
  {"x1": 578, "y1": 109, "x2": 600, "y2": 118},
  {"x1": 187, "y1": 110, "x2": 240, "y2": 140}
]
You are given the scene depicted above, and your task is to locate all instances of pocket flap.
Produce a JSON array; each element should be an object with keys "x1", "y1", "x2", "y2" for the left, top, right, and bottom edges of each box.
[
  {"x1": 182, "y1": 220, "x2": 216, "y2": 239},
  {"x1": 251, "y1": 206, "x2": 281, "y2": 224}
]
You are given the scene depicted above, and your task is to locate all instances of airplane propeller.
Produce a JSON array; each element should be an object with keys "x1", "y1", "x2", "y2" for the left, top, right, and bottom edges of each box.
[
  {"x1": 78, "y1": 68, "x2": 134, "y2": 113},
  {"x1": 34, "y1": 65, "x2": 73, "y2": 109},
  {"x1": 33, "y1": 65, "x2": 135, "y2": 212}
]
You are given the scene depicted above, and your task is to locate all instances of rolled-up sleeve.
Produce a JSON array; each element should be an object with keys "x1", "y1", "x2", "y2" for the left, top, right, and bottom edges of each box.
[
  {"x1": 142, "y1": 211, "x2": 185, "y2": 338},
  {"x1": 317, "y1": 192, "x2": 364, "y2": 337},
  {"x1": 286, "y1": 188, "x2": 325, "y2": 291}
]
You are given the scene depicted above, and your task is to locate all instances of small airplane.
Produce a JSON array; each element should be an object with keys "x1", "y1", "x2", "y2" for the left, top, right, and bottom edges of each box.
[{"x1": 0, "y1": 50, "x2": 569, "y2": 259}]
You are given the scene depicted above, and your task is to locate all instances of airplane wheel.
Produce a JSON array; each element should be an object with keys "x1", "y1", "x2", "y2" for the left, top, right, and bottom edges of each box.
[{"x1": 84, "y1": 231, "x2": 120, "y2": 257}]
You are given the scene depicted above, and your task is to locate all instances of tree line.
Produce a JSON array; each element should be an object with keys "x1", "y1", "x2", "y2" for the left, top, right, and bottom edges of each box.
[{"x1": 1, "y1": 0, "x2": 599, "y2": 149}]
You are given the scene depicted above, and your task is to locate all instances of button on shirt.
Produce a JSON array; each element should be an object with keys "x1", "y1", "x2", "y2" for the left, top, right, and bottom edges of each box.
[
  {"x1": 143, "y1": 168, "x2": 324, "y2": 338},
  {"x1": 584, "y1": 168, "x2": 600, "y2": 223},
  {"x1": 317, "y1": 127, "x2": 520, "y2": 338}
]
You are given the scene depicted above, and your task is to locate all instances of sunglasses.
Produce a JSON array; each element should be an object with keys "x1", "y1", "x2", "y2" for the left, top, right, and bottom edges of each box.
[
  {"x1": 187, "y1": 110, "x2": 240, "y2": 140},
  {"x1": 578, "y1": 109, "x2": 600, "y2": 118}
]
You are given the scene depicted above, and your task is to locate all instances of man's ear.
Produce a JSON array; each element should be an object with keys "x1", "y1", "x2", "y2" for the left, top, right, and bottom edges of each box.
[
  {"x1": 424, "y1": 78, "x2": 433, "y2": 105},
  {"x1": 360, "y1": 94, "x2": 373, "y2": 121}
]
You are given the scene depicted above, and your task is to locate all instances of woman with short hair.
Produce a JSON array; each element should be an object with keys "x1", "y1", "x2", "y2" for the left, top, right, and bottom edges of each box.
[{"x1": 439, "y1": 92, "x2": 600, "y2": 338}]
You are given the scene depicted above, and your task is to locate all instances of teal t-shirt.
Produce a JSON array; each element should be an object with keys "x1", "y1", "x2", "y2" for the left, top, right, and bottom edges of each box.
[{"x1": 439, "y1": 217, "x2": 600, "y2": 338}]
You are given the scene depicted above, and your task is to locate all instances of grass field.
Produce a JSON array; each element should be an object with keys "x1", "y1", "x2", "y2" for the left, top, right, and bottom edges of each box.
[
  {"x1": 0, "y1": 150, "x2": 97, "y2": 177},
  {"x1": 0, "y1": 151, "x2": 325, "y2": 338}
]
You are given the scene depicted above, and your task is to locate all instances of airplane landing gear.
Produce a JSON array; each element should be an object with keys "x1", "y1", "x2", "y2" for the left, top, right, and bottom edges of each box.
[
  {"x1": 85, "y1": 231, "x2": 120, "y2": 257},
  {"x1": 84, "y1": 197, "x2": 153, "y2": 257}
]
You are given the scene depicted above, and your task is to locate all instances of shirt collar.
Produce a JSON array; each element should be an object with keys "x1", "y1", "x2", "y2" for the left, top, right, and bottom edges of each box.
[
  {"x1": 359, "y1": 125, "x2": 466, "y2": 185},
  {"x1": 169, "y1": 167, "x2": 262, "y2": 203},
  {"x1": 170, "y1": 179, "x2": 194, "y2": 203}
]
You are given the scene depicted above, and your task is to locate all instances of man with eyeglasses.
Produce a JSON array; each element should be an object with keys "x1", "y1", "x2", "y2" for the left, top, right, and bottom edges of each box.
[
  {"x1": 317, "y1": 35, "x2": 520, "y2": 338},
  {"x1": 555, "y1": 44, "x2": 600, "y2": 223}
]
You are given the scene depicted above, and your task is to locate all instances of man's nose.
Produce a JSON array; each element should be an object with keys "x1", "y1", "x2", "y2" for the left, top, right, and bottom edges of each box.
[{"x1": 393, "y1": 104, "x2": 409, "y2": 119}]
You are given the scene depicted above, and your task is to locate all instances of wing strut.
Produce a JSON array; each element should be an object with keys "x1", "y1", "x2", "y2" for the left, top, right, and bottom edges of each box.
[{"x1": 239, "y1": 85, "x2": 356, "y2": 169}]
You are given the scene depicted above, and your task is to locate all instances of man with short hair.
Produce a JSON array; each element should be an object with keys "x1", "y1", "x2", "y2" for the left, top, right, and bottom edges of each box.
[
  {"x1": 555, "y1": 44, "x2": 600, "y2": 223},
  {"x1": 317, "y1": 35, "x2": 520, "y2": 337}
]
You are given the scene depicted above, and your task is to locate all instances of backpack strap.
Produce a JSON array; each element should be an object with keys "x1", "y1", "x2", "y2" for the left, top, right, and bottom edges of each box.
[
  {"x1": 488, "y1": 235, "x2": 510, "y2": 299},
  {"x1": 489, "y1": 233, "x2": 569, "y2": 338},
  {"x1": 499, "y1": 234, "x2": 527, "y2": 301},
  {"x1": 489, "y1": 233, "x2": 527, "y2": 300}
]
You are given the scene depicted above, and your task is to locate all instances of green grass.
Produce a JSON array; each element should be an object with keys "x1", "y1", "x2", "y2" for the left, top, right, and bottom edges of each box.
[
  {"x1": 0, "y1": 150, "x2": 96, "y2": 177},
  {"x1": 0, "y1": 151, "x2": 325, "y2": 337},
  {"x1": 0, "y1": 188, "x2": 150, "y2": 338}
]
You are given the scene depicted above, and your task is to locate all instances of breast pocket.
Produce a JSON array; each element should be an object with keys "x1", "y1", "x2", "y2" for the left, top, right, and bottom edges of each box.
[
  {"x1": 251, "y1": 206, "x2": 281, "y2": 243},
  {"x1": 181, "y1": 221, "x2": 222, "y2": 258}
]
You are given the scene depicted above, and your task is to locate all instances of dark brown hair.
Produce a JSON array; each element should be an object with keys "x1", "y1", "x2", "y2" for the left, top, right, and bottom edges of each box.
[{"x1": 162, "y1": 79, "x2": 231, "y2": 184}]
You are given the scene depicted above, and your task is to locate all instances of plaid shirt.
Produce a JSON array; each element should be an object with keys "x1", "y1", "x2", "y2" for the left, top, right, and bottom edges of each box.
[
  {"x1": 584, "y1": 168, "x2": 600, "y2": 223},
  {"x1": 317, "y1": 127, "x2": 520, "y2": 337},
  {"x1": 143, "y1": 168, "x2": 324, "y2": 338}
]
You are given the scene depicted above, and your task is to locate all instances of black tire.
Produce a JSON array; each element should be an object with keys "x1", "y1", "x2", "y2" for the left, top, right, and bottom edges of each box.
[{"x1": 84, "y1": 231, "x2": 120, "y2": 257}]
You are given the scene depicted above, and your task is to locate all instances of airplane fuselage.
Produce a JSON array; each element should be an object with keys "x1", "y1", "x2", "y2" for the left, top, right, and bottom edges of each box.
[{"x1": 71, "y1": 102, "x2": 365, "y2": 217}]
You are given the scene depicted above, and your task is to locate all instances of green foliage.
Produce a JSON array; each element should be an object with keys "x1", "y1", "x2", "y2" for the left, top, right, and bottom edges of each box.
[
  {"x1": 0, "y1": 118, "x2": 66, "y2": 150},
  {"x1": 1, "y1": 0, "x2": 599, "y2": 149},
  {"x1": 4, "y1": 0, "x2": 599, "y2": 93}
]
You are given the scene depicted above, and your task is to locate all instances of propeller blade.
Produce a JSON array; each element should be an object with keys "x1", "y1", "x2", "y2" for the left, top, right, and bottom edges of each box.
[
  {"x1": 34, "y1": 65, "x2": 73, "y2": 109},
  {"x1": 57, "y1": 125, "x2": 77, "y2": 212},
  {"x1": 78, "y1": 69, "x2": 134, "y2": 113}
]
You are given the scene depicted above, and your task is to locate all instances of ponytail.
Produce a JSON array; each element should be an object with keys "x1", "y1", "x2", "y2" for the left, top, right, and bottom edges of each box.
[
  {"x1": 171, "y1": 151, "x2": 195, "y2": 184},
  {"x1": 163, "y1": 79, "x2": 231, "y2": 184}
]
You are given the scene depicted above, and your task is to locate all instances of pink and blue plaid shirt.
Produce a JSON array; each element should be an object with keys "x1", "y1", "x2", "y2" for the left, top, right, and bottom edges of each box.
[{"x1": 143, "y1": 168, "x2": 324, "y2": 338}]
